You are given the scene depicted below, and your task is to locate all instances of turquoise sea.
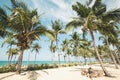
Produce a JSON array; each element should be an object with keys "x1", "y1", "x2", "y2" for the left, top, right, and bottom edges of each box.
[{"x1": 0, "y1": 61, "x2": 65, "y2": 67}]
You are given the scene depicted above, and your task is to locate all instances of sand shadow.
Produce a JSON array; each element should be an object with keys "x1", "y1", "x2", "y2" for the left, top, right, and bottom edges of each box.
[{"x1": 0, "y1": 73, "x2": 15, "y2": 80}]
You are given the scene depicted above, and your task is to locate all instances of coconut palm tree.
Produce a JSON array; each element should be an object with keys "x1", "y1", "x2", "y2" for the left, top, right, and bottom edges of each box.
[
  {"x1": 70, "y1": 32, "x2": 80, "y2": 57},
  {"x1": 0, "y1": 7, "x2": 8, "y2": 38},
  {"x1": 97, "y1": 45, "x2": 111, "y2": 62},
  {"x1": 113, "y1": 39, "x2": 120, "y2": 64},
  {"x1": 51, "y1": 19, "x2": 65, "y2": 66},
  {"x1": 70, "y1": 32, "x2": 84, "y2": 64},
  {"x1": 81, "y1": 40, "x2": 92, "y2": 65},
  {"x1": 31, "y1": 43, "x2": 41, "y2": 65},
  {"x1": 99, "y1": 35, "x2": 119, "y2": 69},
  {"x1": 61, "y1": 39, "x2": 72, "y2": 64},
  {"x1": 5, "y1": 0, "x2": 54, "y2": 74},
  {"x1": 6, "y1": 48, "x2": 19, "y2": 64},
  {"x1": 66, "y1": 47, "x2": 72, "y2": 64},
  {"x1": 65, "y1": 0, "x2": 120, "y2": 76},
  {"x1": 49, "y1": 40, "x2": 56, "y2": 64}
]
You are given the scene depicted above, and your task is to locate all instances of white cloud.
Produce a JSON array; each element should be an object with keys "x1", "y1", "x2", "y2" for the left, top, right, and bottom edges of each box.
[
  {"x1": 31, "y1": 0, "x2": 77, "y2": 23},
  {"x1": 51, "y1": 0, "x2": 67, "y2": 9},
  {"x1": 67, "y1": 27, "x2": 83, "y2": 35},
  {"x1": 103, "y1": 0, "x2": 120, "y2": 12}
]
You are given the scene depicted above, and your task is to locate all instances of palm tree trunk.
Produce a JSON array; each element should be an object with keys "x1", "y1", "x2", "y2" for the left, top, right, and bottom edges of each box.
[
  {"x1": 27, "y1": 52, "x2": 30, "y2": 65},
  {"x1": 8, "y1": 55, "x2": 10, "y2": 64},
  {"x1": 14, "y1": 55, "x2": 16, "y2": 63},
  {"x1": 58, "y1": 54, "x2": 60, "y2": 67},
  {"x1": 56, "y1": 33, "x2": 60, "y2": 67},
  {"x1": 52, "y1": 53, "x2": 55, "y2": 64},
  {"x1": 10, "y1": 55, "x2": 13, "y2": 64},
  {"x1": 68, "y1": 54, "x2": 70, "y2": 64},
  {"x1": 16, "y1": 47, "x2": 24, "y2": 74},
  {"x1": 106, "y1": 37, "x2": 119, "y2": 69},
  {"x1": 84, "y1": 56, "x2": 87, "y2": 65},
  {"x1": 89, "y1": 31, "x2": 112, "y2": 77},
  {"x1": 114, "y1": 53, "x2": 120, "y2": 65},
  {"x1": 64, "y1": 55, "x2": 66, "y2": 64},
  {"x1": 34, "y1": 53, "x2": 37, "y2": 65}
]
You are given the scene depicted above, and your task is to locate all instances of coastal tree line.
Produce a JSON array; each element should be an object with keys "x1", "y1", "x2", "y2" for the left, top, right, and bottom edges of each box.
[{"x1": 0, "y1": 0, "x2": 120, "y2": 77}]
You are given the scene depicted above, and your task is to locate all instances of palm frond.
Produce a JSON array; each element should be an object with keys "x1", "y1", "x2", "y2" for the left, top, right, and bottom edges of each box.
[
  {"x1": 101, "y1": 8, "x2": 120, "y2": 22},
  {"x1": 86, "y1": 0, "x2": 93, "y2": 7},
  {"x1": 0, "y1": 7, "x2": 8, "y2": 22},
  {"x1": 72, "y1": 2, "x2": 90, "y2": 18},
  {"x1": 11, "y1": 0, "x2": 30, "y2": 12},
  {"x1": 66, "y1": 19, "x2": 83, "y2": 32}
]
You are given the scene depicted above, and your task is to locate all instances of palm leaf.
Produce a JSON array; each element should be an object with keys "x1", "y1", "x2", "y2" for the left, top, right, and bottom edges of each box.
[
  {"x1": 66, "y1": 19, "x2": 83, "y2": 32},
  {"x1": 72, "y1": 2, "x2": 90, "y2": 18}
]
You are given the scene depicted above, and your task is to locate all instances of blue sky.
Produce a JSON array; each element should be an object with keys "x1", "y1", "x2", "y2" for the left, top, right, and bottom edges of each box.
[{"x1": 0, "y1": 0, "x2": 120, "y2": 61}]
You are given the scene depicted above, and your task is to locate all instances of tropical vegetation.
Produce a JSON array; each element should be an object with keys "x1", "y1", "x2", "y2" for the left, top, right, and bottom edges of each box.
[{"x1": 0, "y1": 0, "x2": 120, "y2": 77}]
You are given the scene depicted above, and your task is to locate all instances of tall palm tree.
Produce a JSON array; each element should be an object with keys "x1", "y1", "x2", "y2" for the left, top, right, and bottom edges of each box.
[
  {"x1": 99, "y1": 35, "x2": 119, "y2": 69},
  {"x1": 81, "y1": 40, "x2": 92, "y2": 65},
  {"x1": 31, "y1": 43, "x2": 41, "y2": 65},
  {"x1": 6, "y1": 0, "x2": 54, "y2": 74},
  {"x1": 70, "y1": 32, "x2": 83, "y2": 64},
  {"x1": 0, "y1": 7, "x2": 8, "y2": 38},
  {"x1": 97, "y1": 45, "x2": 111, "y2": 62},
  {"x1": 70, "y1": 32, "x2": 80, "y2": 57},
  {"x1": 51, "y1": 19, "x2": 64, "y2": 66},
  {"x1": 66, "y1": 47, "x2": 72, "y2": 64},
  {"x1": 61, "y1": 39, "x2": 71, "y2": 63},
  {"x1": 66, "y1": 0, "x2": 120, "y2": 76},
  {"x1": 49, "y1": 40, "x2": 56, "y2": 64},
  {"x1": 6, "y1": 48, "x2": 19, "y2": 64}
]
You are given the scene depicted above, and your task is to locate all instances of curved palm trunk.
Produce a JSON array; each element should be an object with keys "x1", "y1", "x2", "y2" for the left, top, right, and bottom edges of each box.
[
  {"x1": 16, "y1": 47, "x2": 24, "y2": 74},
  {"x1": 8, "y1": 54, "x2": 10, "y2": 64},
  {"x1": 106, "y1": 37, "x2": 119, "y2": 69},
  {"x1": 10, "y1": 55, "x2": 13, "y2": 64},
  {"x1": 114, "y1": 53, "x2": 120, "y2": 65},
  {"x1": 89, "y1": 31, "x2": 112, "y2": 77}
]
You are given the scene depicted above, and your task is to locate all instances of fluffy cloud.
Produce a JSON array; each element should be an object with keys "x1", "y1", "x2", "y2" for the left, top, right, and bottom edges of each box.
[{"x1": 31, "y1": 0, "x2": 78, "y2": 23}]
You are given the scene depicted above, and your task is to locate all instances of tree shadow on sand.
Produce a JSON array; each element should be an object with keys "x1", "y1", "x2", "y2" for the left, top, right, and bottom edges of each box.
[
  {"x1": 27, "y1": 70, "x2": 49, "y2": 80},
  {"x1": 0, "y1": 73, "x2": 15, "y2": 80}
]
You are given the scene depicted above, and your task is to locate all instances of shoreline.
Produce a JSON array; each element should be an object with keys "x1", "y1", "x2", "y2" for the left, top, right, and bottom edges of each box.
[{"x1": 0, "y1": 63, "x2": 120, "y2": 80}]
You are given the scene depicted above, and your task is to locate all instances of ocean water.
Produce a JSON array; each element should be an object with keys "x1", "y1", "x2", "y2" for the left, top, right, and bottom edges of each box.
[{"x1": 0, "y1": 61, "x2": 65, "y2": 67}]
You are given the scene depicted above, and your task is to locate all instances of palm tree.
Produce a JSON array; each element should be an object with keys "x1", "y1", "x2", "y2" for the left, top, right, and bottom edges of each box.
[
  {"x1": 31, "y1": 43, "x2": 41, "y2": 65},
  {"x1": 81, "y1": 40, "x2": 92, "y2": 65},
  {"x1": 113, "y1": 39, "x2": 120, "y2": 64},
  {"x1": 51, "y1": 19, "x2": 64, "y2": 66},
  {"x1": 70, "y1": 32, "x2": 80, "y2": 57},
  {"x1": 97, "y1": 45, "x2": 111, "y2": 62},
  {"x1": 6, "y1": 48, "x2": 19, "y2": 64},
  {"x1": 61, "y1": 39, "x2": 72, "y2": 64},
  {"x1": 0, "y1": 7, "x2": 8, "y2": 38},
  {"x1": 65, "y1": 0, "x2": 120, "y2": 76},
  {"x1": 6, "y1": 0, "x2": 54, "y2": 74},
  {"x1": 49, "y1": 40, "x2": 56, "y2": 64},
  {"x1": 99, "y1": 35, "x2": 119, "y2": 69},
  {"x1": 66, "y1": 47, "x2": 72, "y2": 64}
]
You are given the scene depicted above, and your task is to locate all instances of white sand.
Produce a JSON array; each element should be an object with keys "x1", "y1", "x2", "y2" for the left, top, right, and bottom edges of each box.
[{"x1": 0, "y1": 64, "x2": 120, "y2": 80}]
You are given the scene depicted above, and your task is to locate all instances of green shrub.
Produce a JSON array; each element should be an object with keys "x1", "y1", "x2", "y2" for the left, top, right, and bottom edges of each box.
[
  {"x1": 0, "y1": 64, "x2": 16, "y2": 73},
  {"x1": 27, "y1": 64, "x2": 34, "y2": 71},
  {"x1": 41, "y1": 64, "x2": 49, "y2": 69},
  {"x1": 53, "y1": 64, "x2": 58, "y2": 68}
]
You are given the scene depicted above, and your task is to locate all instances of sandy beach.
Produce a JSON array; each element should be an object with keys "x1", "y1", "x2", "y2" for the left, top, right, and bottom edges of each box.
[{"x1": 0, "y1": 64, "x2": 120, "y2": 80}]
